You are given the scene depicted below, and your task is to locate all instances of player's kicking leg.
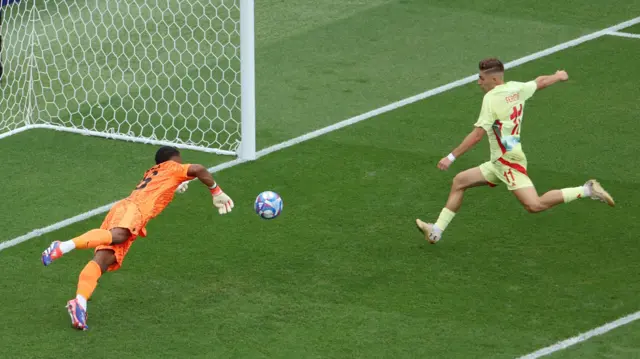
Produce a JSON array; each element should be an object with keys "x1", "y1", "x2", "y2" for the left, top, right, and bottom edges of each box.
[
  {"x1": 513, "y1": 179, "x2": 615, "y2": 213},
  {"x1": 416, "y1": 166, "x2": 493, "y2": 243}
]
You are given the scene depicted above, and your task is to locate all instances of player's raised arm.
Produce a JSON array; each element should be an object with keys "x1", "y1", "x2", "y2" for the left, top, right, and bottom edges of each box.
[
  {"x1": 187, "y1": 164, "x2": 234, "y2": 214},
  {"x1": 534, "y1": 70, "x2": 569, "y2": 90}
]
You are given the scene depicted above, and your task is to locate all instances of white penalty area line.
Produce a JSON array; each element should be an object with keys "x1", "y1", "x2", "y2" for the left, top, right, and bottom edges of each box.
[
  {"x1": 607, "y1": 31, "x2": 640, "y2": 39},
  {"x1": 1, "y1": 15, "x2": 640, "y2": 255},
  {"x1": 517, "y1": 310, "x2": 640, "y2": 358}
]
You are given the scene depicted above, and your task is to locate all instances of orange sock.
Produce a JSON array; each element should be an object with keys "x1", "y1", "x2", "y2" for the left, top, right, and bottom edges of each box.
[
  {"x1": 72, "y1": 229, "x2": 113, "y2": 249},
  {"x1": 77, "y1": 260, "x2": 102, "y2": 301}
]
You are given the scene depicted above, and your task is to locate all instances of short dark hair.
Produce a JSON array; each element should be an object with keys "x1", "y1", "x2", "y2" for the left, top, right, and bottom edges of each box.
[
  {"x1": 155, "y1": 146, "x2": 180, "y2": 164},
  {"x1": 479, "y1": 58, "x2": 504, "y2": 74}
]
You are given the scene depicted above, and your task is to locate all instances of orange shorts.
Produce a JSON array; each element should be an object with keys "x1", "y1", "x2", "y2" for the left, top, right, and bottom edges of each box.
[{"x1": 96, "y1": 199, "x2": 149, "y2": 271}]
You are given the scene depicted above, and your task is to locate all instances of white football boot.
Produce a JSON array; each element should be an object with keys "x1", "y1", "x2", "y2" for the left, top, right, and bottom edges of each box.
[
  {"x1": 415, "y1": 219, "x2": 441, "y2": 244},
  {"x1": 585, "y1": 179, "x2": 615, "y2": 207}
]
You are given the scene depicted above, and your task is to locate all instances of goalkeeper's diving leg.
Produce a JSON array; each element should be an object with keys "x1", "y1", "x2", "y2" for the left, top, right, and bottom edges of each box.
[{"x1": 41, "y1": 225, "x2": 132, "y2": 330}]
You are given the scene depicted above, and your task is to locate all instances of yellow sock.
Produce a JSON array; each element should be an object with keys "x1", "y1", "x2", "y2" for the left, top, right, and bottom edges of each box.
[
  {"x1": 435, "y1": 208, "x2": 456, "y2": 232},
  {"x1": 76, "y1": 260, "x2": 102, "y2": 301},
  {"x1": 561, "y1": 186, "x2": 586, "y2": 203},
  {"x1": 72, "y1": 229, "x2": 113, "y2": 250}
]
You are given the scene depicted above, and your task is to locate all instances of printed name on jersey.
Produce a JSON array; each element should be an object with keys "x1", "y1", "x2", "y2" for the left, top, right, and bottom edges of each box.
[{"x1": 505, "y1": 93, "x2": 520, "y2": 103}]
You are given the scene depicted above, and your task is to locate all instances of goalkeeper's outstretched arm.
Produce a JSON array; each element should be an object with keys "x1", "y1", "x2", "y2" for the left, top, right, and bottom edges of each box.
[
  {"x1": 186, "y1": 164, "x2": 234, "y2": 214},
  {"x1": 187, "y1": 164, "x2": 217, "y2": 188}
]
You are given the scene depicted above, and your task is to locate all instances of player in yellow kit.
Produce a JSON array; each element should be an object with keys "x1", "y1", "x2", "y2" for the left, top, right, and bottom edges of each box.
[{"x1": 416, "y1": 58, "x2": 615, "y2": 244}]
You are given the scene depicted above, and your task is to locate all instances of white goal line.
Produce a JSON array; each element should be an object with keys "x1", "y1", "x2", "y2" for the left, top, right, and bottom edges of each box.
[{"x1": 607, "y1": 31, "x2": 640, "y2": 39}]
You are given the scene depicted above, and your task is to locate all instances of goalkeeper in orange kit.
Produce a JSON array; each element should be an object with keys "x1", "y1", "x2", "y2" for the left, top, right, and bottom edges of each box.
[{"x1": 41, "y1": 146, "x2": 234, "y2": 331}]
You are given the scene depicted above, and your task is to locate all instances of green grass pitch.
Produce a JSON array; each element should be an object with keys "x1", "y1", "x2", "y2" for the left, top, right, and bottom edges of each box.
[{"x1": 0, "y1": 0, "x2": 639, "y2": 358}]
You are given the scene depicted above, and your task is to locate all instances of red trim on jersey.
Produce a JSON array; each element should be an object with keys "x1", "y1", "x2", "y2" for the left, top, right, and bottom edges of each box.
[
  {"x1": 498, "y1": 157, "x2": 528, "y2": 176},
  {"x1": 492, "y1": 120, "x2": 507, "y2": 154},
  {"x1": 510, "y1": 104, "x2": 523, "y2": 135},
  {"x1": 487, "y1": 182, "x2": 497, "y2": 188}
]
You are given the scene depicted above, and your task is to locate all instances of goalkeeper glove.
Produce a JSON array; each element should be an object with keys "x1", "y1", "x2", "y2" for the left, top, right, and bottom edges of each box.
[
  {"x1": 210, "y1": 184, "x2": 234, "y2": 214},
  {"x1": 175, "y1": 181, "x2": 189, "y2": 194}
]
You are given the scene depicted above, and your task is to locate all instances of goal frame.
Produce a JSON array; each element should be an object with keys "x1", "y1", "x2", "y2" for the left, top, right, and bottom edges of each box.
[{"x1": 0, "y1": 0, "x2": 256, "y2": 160}]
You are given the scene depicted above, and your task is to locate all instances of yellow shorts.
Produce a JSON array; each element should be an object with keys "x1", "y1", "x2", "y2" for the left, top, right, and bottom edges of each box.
[{"x1": 479, "y1": 158, "x2": 533, "y2": 191}]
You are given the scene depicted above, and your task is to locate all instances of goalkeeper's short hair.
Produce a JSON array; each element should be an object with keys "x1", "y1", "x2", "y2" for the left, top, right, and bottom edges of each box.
[{"x1": 155, "y1": 146, "x2": 180, "y2": 164}]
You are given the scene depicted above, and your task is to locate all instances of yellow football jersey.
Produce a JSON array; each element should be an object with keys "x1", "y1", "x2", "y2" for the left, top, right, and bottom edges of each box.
[{"x1": 474, "y1": 81, "x2": 537, "y2": 163}]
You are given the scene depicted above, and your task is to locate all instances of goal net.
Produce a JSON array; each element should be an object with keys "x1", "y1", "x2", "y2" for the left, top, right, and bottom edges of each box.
[{"x1": 0, "y1": 0, "x2": 255, "y2": 158}]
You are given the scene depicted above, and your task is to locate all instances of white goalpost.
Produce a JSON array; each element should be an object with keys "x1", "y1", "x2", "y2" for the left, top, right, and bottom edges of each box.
[{"x1": 0, "y1": 0, "x2": 256, "y2": 160}]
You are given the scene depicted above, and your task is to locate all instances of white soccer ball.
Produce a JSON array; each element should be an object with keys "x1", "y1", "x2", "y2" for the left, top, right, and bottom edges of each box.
[{"x1": 254, "y1": 191, "x2": 283, "y2": 219}]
